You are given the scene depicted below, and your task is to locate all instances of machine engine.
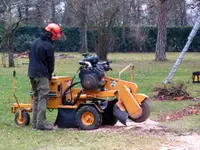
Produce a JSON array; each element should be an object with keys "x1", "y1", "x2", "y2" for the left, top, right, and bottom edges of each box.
[{"x1": 79, "y1": 54, "x2": 111, "y2": 90}]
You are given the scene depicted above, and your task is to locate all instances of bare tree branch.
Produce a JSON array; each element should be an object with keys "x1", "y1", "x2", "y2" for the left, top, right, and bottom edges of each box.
[
  {"x1": 12, "y1": 6, "x2": 21, "y2": 31},
  {"x1": 2, "y1": 0, "x2": 8, "y2": 9}
]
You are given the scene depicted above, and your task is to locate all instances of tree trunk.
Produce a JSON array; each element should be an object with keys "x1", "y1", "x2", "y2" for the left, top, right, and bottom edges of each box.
[
  {"x1": 80, "y1": 22, "x2": 88, "y2": 53},
  {"x1": 95, "y1": 5, "x2": 118, "y2": 60},
  {"x1": 50, "y1": 0, "x2": 56, "y2": 22},
  {"x1": 24, "y1": 0, "x2": 29, "y2": 24},
  {"x1": 2, "y1": 53, "x2": 7, "y2": 68},
  {"x1": 7, "y1": 39, "x2": 15, "y2": 67},
  {"x1": 5, "y1": 31, "x2": 15, "y2": 67},
  {"x1": 135, "y1": 0, "x2": 141, "y2": 25},
  {"x1": 80, "y1": 1, "x2": 88, "y2": 53},
  {"x1": 36, "y1": 4, "x2": 43, "y2": 25},
  {"x1": 180, "y1": 0, "x2": 187, "y2": 26},
  {"x1": 4, "y1": 27, "x2": 15, "y2": 67},
  {"x1": 8, "y1": 52, "x2": 15, "y2": 67},
  {"x1": 62, "y1": 1, "x2": 70, "y2": 25},
  {"x1": 122, "y1": 23, "x2": 126, "y2": 52},
  {"x1": 122, "y1": 0, "x2": 127, "y2": 52},
  {"x1": 96, "y1": 26, "x2": 114, "y2": 61},
  {"x1": 96, "y1": 32, "x2": 108, "y2": 61},
  {"x1": 155, "y1": 0, "x2": 167, "y2": 61}
]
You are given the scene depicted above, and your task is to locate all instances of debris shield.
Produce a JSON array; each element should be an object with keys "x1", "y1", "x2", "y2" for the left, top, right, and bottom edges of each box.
[
  {"x1": 113, "y1": 104, "x2": 128, "y2": 125},
  {"x1": 55, "y1": 108, "x2": 77, "y2": 128}
]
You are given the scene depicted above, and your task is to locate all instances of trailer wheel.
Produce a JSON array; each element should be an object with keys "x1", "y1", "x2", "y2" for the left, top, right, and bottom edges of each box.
[
  {"x1": 76, "y1": 105, "x2": 102, "y2": 130},
  {"x1": 15, "y1": 110, "x2": 30, "y2": 126},
  {"x1": 129, "y1": 100, "x2": 150, "y2": 123}
]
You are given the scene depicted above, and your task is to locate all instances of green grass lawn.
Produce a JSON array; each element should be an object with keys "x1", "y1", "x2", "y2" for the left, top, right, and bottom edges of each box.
[{"x1": 0, "y1": 52, "x2": 200, "y2": 150}]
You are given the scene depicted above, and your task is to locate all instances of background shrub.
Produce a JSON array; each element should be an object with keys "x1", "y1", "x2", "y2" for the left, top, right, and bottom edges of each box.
[{"x1": 0, "y1": 25, "x2": 199, "y2": 52}]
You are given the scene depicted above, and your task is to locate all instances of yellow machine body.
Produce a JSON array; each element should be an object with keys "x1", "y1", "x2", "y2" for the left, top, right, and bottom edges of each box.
[
  {"x1": 11, "y1": 64, "x2": 149, "y2": 129},
  {"x1": 11, "y1": 75, "x2": 147, "y2": 116}
]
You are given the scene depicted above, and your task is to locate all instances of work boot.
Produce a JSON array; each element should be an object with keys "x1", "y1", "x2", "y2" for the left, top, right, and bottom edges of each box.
[
  {"x1": 32, "y1": 123, "x2": 37, "y2": 130},
  {"x1": 36, "y1": 125, "x2": 54, "y2": 131},
  {"x1": 32, "y1": 127, "x2": 37, "y2": 131},
  {"x1": 36, "y1": 124, "x2": 55, "y2": 131}
]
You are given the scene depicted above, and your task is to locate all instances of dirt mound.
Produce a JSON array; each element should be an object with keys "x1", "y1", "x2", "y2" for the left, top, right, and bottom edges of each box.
[{"x1": 153, "y1": 82, "x2": 193, "y2": 101}]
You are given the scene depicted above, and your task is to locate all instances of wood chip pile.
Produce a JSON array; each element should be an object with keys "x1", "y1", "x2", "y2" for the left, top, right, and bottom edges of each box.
[{"x1": 156, "y1": 103, "x2": 200, "y2": 121}]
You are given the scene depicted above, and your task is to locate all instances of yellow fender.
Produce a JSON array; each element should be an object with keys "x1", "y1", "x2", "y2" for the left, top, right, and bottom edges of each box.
[
  {"x1": 117, "y1": 85, "x2": 148, "y2": 119},
  {"x1": 133, "y1": 93, "x2": 148, "y2": 104},
  {"x1": 104, "y1": 76, "x2": 148, "y2": 119}
]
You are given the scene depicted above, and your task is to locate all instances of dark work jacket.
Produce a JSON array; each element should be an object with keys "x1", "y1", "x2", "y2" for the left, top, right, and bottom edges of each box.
[{"x1": 28, "y1": 33, "x2": 54, "y2": 78}]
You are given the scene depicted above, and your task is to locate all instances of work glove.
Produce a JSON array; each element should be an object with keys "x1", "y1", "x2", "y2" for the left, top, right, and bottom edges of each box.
[
  {"x1": 49, "y1": 74, "x2": 52, "y2": 81},
  {"x1": 49, "y1": 73, "x2": 56, "y2": 81}
]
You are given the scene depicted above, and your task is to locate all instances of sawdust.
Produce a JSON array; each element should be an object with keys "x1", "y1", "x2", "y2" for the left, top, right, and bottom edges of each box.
[
  {"x1": 161, "y1": 135, "x2": 200, "y2": 150},
  {"x1": 91, "y1": 119, "x2": 200, "y2": 150}
]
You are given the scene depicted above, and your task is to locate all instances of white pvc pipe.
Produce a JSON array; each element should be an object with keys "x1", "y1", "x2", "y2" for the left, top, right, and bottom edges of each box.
[{"x1": 164, "y1": 16, "x2": 200, "y2": 84}]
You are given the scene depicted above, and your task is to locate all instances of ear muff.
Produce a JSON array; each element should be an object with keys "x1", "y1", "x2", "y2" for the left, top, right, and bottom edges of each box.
[
  {"x1": 47, "y1": 31, "x2": 53, "y2": 39},
  {"x1": 43, "y1": 30, "x2": 53, "y2": 39}
]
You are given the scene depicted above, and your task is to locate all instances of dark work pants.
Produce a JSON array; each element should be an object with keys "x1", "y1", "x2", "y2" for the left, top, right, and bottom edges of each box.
[{"x1": 30, "y1": 77, "x2": 49, "y2": 129}]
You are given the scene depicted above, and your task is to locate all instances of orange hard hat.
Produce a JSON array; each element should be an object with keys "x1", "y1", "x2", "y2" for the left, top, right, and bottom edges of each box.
[{"x1": 45, "y1": 23, "x2": 62, "y2": 41}]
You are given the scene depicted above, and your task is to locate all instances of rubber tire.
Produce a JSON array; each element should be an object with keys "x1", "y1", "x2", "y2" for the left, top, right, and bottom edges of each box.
[
  {"x1": 129, "y1": 100, "x2": 150, "y2": 123},
  {"x1": 76, "y1": 105, "x2": 102, "y2": 130},
  {"x1": 102, "y1": 101, "x2": 118, "y2": 126},
  {"x1": 15, "y1": 111, "x2": 30, "y2": 126}
]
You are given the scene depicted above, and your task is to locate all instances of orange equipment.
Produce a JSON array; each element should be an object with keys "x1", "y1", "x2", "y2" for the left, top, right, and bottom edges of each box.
[
  {"x1": 44, "y1": 23, "x2": 64, "y2": 41},
  {"x1": 11, "y1": 54, "x2": 150, "y2": 130}
]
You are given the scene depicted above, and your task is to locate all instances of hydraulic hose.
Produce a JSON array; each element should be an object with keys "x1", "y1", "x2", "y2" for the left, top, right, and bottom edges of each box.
[{"x1": 61, "y1": 82, "x2": 80, "y2": 105}]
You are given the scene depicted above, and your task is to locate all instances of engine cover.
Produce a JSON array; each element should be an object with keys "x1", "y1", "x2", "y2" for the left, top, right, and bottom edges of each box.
[{"x1": 79, "y1": 68, "x2": 104, "y2": 90}]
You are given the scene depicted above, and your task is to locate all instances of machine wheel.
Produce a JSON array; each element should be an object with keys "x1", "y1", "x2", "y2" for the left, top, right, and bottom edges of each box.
[
  {"x1": 76, "y1": 105, "x2": 102, "y2": 130},
  {"x1": 102, "y1": 101, "x2": 118, "y2": 126},
  {"x1": 15, "y1": 110, "x2": 30, "y2": 126},
  {"x1": 129, "y1": 100, "x2": 150, "y2": 123}
]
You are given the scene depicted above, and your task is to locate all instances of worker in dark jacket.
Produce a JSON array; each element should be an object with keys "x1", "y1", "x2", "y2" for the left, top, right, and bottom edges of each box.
[{"x1": 28, "y1": 23, "x2": 63, "y2": 130}]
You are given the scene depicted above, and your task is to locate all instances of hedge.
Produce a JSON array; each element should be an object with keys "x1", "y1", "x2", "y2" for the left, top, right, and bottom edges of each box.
[{"x1": 0, "y1": 25, "x2": 200, "y2": 52}]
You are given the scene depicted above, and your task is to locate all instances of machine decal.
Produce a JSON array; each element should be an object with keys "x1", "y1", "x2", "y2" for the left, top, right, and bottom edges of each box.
[
  {"x1": 66, "y1": 80, "x2": 71, "y2": 86},
  {"x1": 110, "y1": 80, "x2": 116, "y2": 88}
]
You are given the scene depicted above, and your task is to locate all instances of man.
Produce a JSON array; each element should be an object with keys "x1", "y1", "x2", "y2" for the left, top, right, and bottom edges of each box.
[{"x1": 28, "y1": 23, "x2": 63, "y2": 130}]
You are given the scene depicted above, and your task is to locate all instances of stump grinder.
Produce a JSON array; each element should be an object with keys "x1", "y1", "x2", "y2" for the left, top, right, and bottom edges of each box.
[{"x1": 11, "y1": 54, "x2": 150, "y2": 130}]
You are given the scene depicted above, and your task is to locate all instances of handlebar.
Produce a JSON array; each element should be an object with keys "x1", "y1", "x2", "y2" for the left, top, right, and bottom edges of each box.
[{"x1": 79, "y1": 60, "x2": 92, "y2": 67}]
